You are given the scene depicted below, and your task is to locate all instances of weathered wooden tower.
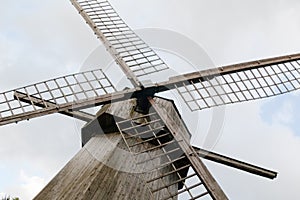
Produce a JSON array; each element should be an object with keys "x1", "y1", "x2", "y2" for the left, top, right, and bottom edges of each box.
[
  {"x1": 35, "y1": 98, "x2": 192, "y2": 199},
  {"x1": 1, "y1": 0, "x2": 300, "y2": 199}
]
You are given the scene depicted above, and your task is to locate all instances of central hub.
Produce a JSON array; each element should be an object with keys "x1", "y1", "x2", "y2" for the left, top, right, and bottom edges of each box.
[{"x1": 133, "y1": 87, "x2": 157, "y2": 114}]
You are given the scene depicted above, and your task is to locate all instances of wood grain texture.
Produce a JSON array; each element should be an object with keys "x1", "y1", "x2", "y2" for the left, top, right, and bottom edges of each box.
[
  {"x1": 34, "y1": 132, "x2": 178, "y2": 200},
  {"x1": 35, "y1": 98, "x2": 187, "y2": 199}
]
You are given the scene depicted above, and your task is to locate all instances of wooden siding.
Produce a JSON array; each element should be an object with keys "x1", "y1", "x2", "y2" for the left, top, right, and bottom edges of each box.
[{"x1": 34, "y1": 133, "x2": 178, "y2": 199}]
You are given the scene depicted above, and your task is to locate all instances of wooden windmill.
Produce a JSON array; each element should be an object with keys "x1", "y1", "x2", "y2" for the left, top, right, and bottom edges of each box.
[{"x1": 1, "y1": 0, "x2": 300, "y2": 199}]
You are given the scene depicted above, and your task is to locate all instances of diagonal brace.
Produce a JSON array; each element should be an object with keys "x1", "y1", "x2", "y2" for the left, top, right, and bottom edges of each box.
[
  {"x1": 14, "y1": 91, "x2": 94, "y2": 122},
  {"x1": 193, "y1": 146, "x2": 277, "y2": 179}
]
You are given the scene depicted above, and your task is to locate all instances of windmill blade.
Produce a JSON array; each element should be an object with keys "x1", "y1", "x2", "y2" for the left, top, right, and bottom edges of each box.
[
  {"x1": 70, "y1": 0, "x2": 169, "y2": 87},
  {"x1": 0, "y1": 69, "x2": 138, "y2": 126},
  {"x1": 116, "y1": 97, "x2": 228, "y2": 199},
  {"x1": 156, "y1": 53, "x2": 300, "y2": 111}
]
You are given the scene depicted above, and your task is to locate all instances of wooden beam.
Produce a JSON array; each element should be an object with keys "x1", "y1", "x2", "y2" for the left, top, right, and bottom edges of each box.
[
  {"x1": 148, "y1": 97, "x2": 228, "y2": 200},
  {"x1": 193, "y1": 146, "x2": 277, "y2": 179},
  {"x1": 14, "y1": 91, "x2": 95, "y2": 122},
  {"x1": 0, "y1": 88, "x2": 138, "y2": 126},
  {"x1": 155, "y1": 52, "x2": 300, "y2": 92}
]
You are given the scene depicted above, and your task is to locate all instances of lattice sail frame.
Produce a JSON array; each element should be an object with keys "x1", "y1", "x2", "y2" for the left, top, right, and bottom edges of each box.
[
  {"x1": 174, "y1": 57, "x2": 300, "y2": 111},
  {"x1": 70, "y1": 0, "x2": 169, "y2": 84},
  {"x1": 116, "y1": 98, "x2": 227, "y2": 200},
  {"x1": 0, "y1": 69, "x2": 116, "y2": 124}
]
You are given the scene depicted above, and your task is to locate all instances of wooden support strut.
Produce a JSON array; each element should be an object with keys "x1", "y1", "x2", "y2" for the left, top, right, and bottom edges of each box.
[
  {"x1": 14, "y1": 91, "x2": 95, "y2": 122},
  {"x1": 148, "y1": 97, "x2": 229, "y2": 200},
  {"x1": 193, "y1": 146, "x2": 277, "y2": 179}
]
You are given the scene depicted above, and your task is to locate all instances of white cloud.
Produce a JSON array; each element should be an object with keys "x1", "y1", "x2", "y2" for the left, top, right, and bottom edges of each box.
[
  {"x1": 4, "y1": 170, "x2": 46, "y2": 200},
  {"x1": 19, "y1": 170, "x2": 46, "y2": 199},
  {"x1": 271, "y1": 101, "x2": 295, "y2": 124}
]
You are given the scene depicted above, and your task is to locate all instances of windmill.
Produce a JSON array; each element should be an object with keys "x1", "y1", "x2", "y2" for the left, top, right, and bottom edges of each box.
[{"x1": 1, "y1": 0, "x2": 300, "y2": 199}]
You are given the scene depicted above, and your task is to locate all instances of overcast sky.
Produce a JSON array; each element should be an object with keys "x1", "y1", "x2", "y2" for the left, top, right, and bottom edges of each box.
[{"x1": 1, "y1": 0, "x2": 300, "y2": 199}]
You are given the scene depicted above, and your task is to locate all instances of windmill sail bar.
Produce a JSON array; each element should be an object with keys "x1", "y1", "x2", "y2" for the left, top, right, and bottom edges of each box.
[
  {"x1": 70, "y1": 0, "x2": 169, "y2": 87},
  {"x1": 156, "y1": 53, "x2": 300, "y2": 111},
  {"x1": 0, "y1": 69, "x2": 124, "y2": 126}
]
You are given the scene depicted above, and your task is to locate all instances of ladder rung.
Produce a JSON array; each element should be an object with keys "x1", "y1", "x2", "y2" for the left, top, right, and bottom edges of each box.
[
  {"x1": 151, "y1": 173, "x2": 197, "y2": 194},
  {"x1": 147, "y1": 164, "x2": 190, "y2": 184},
  {"x1": 128, "y1": 131, "x2": 171, "y2": 148}
]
